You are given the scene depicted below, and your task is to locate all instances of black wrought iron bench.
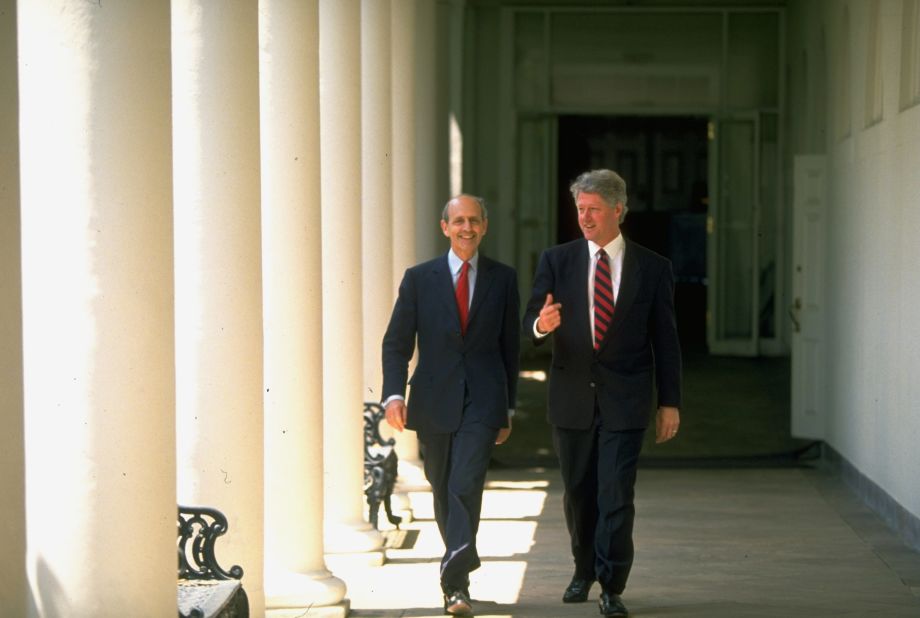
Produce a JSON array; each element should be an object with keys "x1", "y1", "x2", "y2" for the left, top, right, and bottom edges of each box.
[
  {"x1": 177, "y1": 505, "x2": 249, "y2": 618},
  {"x1": 363, "y1": 402, "x2": 403, "y2": 530}
]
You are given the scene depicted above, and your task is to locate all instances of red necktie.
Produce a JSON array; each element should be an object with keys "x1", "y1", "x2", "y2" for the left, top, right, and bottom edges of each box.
[
  {"x1": 456, "y1": 261, "x2": 470, "y2": 335},
  {"x1": 594, "y1": 249, "x2": 614, "y2": 350}
]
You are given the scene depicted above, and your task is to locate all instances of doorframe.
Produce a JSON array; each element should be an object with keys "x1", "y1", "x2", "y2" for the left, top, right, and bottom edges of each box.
[
  {"x1": 707, "y1": 112, "x2": 761, "y2": 356},
  {"x1": 491, "y1": 4, "x2": 787, "y2": 356}
]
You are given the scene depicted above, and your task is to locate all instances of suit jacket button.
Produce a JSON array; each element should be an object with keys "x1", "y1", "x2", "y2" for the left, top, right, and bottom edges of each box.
[{"x1": 589, "y1": 381, "x2": 596, "y2": 388}]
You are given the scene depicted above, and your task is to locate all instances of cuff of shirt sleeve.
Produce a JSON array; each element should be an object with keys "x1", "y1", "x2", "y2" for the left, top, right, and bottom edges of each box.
[
  {"x1": 382, "y1": 394, "x2": 405, "y2": 408},
  {"x1": 532, "y1": 321, "x2": 549, "y2": 338}
]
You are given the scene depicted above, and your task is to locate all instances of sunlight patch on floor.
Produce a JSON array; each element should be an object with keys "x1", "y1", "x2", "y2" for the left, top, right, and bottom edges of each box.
[
  {"x1": 485, "y1": 479, "x2": 550, "y2": 490},
  {"x1": 345, "y1": 486, "x2": 547, "y2": 612},
  {"x1": 477, "y1": 521, "x2": 538, "y2": 557},
  {"x1": 519, "y1": 370, "x2": 547, "y2": 382},
  {"x1": 469, "y1": 560, "x2": 528, "y2": 603},
  {"x1": 481, "y1": 489, "x2": 546, "y2": 519}
]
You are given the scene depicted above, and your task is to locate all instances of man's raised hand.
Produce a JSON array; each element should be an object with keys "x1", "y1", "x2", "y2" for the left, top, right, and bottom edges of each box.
[{"x1": 536, "y1": 293, "x2": 562, "y2": 334}]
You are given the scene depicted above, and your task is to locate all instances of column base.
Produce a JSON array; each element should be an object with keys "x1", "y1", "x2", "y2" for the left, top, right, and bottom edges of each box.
[
  {"x1": 266, "y1": 601, "x2": 349, "y2": 617},
  {"x1": 324, "y1": 522, "x2": 386, "y2": 568},
  {"x1": 324, "y1": 549, "x2": 386, "y2": 571},
  {"x1": 265, "y1": 568, "x2": 347, "y2": 609}
]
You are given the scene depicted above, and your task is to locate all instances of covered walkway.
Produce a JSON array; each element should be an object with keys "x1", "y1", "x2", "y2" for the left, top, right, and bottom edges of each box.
[{"x1": 339, "y1": 465, "x2": 920, "y2": 617}]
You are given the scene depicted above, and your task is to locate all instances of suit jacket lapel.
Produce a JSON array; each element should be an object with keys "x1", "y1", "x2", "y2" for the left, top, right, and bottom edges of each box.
[
  {"x1": 608, "y1": 239, "x2": 641, "y2": 336},
  {"x1": 466, "y1": 256, "x2": 493, "y2": 329},
  {"x1": 569, "y1": 241, "x2": 593, "y2": 350},
  {"x1": 432, "y1": 254, "x2": 461, "y2": 330}
]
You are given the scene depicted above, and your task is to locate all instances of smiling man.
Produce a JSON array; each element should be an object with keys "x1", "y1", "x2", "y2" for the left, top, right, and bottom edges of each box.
[
  {"x1": 523, "y1": 169, "x2": 682, "y2": 617},
  {"x1": 381, "y1": 194, "x2": 520, "y2": 616}
]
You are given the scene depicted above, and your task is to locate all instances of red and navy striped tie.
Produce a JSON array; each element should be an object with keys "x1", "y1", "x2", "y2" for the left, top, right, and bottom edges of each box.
[{"x1": 594, "y1": 249, "x2": 614, "y2": 351}]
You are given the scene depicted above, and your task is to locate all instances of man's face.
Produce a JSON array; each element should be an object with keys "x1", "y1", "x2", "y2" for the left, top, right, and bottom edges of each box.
[
  {"x1": 441, "y1": 196, "x2": 487, "y2": 260},
  {"x1": 576, "y1": 191, "x2": 623, "y2": 246}
]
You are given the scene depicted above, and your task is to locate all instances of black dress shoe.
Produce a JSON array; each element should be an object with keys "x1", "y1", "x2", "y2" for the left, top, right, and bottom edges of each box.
[
  {"x1": 598, "y1": 591, "x2": 628, "y2": 617},
  {"x1": 562, "y1": 576, "x2": 594, "y2": 603},
  {"x1": 443, "y1": 588, "x2": 473, "y2": 616}
]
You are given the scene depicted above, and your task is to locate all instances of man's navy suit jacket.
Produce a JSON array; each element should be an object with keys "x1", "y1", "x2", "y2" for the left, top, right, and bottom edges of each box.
[
  {"x1": 523, "y1": 238, "x2": 681, "y2": 431},
  {"x1": 382, "y1": 253, "x2": 520, "y2": 434}
]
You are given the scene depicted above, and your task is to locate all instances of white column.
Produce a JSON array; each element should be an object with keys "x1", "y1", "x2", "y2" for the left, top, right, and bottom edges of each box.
[
  {"x1": 19, "y1": 2, "x2": 175, "y2": 615},
  {"x1": 362, "y1": 0, "x2": 393, "y2": 404},
  {"x1": 0, "y1": 2, "x2": 25, "y2": 614},
  {"x1": 447, "y1": 0, "x2": 466, "y2": 197},
  {"x1": 391, "y1": 0, "x2": 418, "y2": 288},
  {"x1": 361, "y1": 0, "x2": 416, "y2": 521},
  {"x1": 320, "y1": 0, "x2": 385, "y2": 566},
  {"x1": 260, "y1": 1, "x2": 347, "y2": 614},
  {"x1": 414, "y1": 0, "x2": 447, "y2": 262},
  {"x1": 390, "y1": 0, "x2": 423, "y2": 471},
  {"x1": 173, "y1": 1, "x2": 265, "y2": 612}
]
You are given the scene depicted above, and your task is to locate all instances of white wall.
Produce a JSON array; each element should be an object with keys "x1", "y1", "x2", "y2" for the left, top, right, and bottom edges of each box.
[{"x1": 788, "y1": 0, "x2": 920, "y2": 519}]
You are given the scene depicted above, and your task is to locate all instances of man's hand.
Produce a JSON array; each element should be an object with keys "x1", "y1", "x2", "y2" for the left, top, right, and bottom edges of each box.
[
  {"x1": 536, "y1": 293, "x2": 562, "y2": 334},
  {"x1": 496, "y1": 419, "x2": 512, "y2": 445},
  {"x1": 385, "y1": 399, "x2": 407, "y2": 432},
  {"x1": 655, "y1": 406, "x2": 680, "y2": 443}
]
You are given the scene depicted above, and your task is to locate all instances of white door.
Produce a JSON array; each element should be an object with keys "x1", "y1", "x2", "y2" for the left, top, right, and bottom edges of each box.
[
  {"x1": 707, "y1": 114, "x2": 760, "y2": 355},
  {"x1": 790, "y1": 155, "x2": 827, "y2": 440}
]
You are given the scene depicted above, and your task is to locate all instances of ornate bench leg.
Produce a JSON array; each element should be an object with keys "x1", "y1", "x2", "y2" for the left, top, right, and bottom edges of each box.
[
  {"x1": 367, "y1": 494, "x2": 381, "y2": 530},
  {"x1": 366, "y1": 466, "x2": 385, "y2": 530},
  {"x1": 383, "y1": 494, "x2": 402, "y2": 528},
  {"x1": 364, "y1": 401, "x2": 403, "y2": 530},
  {"x1": 383, "y1": 453, "x2": 402, "y2": 528}
]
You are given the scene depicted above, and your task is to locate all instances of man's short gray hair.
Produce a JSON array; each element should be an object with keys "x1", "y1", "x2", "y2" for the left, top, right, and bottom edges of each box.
[
  {"x1": 441, "y1": 194, "x2": 488, "y2": 222},
  {"x1": 569, "y1": 169, "x2": 629, "y2": 223}
]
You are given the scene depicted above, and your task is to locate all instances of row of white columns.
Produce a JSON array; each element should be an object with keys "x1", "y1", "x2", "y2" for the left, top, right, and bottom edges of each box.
[{"x1": 2, "y1": 0, "x2": 443, "y2": 615}]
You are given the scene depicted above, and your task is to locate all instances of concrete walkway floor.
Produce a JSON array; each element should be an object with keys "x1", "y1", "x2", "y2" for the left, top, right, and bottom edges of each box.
[{"x1": 336, "y1": 465, "x2": 920, "y2": 617}]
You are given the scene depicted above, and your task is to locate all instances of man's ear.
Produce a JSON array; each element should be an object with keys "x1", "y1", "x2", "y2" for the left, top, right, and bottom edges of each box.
[{"x1": 440, "y1": 219, "x2": 450, "y2": 237}]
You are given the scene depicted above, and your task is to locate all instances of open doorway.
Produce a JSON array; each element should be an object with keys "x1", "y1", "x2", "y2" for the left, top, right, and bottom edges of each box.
[
  {"x1": 506, "y1": 114, "x2": 805, "y2": 466},
  {"x1": 557, "y1": 115, "x2": 709, "y2": 352}
]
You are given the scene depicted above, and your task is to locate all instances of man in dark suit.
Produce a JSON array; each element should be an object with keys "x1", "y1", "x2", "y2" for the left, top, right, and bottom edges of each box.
[
  {"x1": 523, "y1": 169, "x2": 681, "y2": 617},
  {"x1": 382, "y1": 194, "x2": 520, "y2": 616}
]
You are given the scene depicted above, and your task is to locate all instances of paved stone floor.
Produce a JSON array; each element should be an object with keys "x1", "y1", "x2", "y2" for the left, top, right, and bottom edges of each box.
[
  {"x1": 336, "y1": 465, "x2": 920, "y2": 618},
  {"x1": 332, "y1": 350, "x2": 920, "y2": 616}
]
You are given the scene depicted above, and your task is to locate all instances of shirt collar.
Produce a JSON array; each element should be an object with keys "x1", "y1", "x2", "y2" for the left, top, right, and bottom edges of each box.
[
  {"x1": 587, "y1": 233, "x2": 625, "y2": 259},
  {"x1": 448, "y1": 249, "x2": 479, "y2": 274}
]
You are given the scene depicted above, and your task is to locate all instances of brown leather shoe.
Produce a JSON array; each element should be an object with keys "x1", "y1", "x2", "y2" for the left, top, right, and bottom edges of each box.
[
  {"x1": 443, "y1": 588, "x2": 473, "y2": 616},
  {"x1": 562, "y1": 576, "x2": 594, "y2": 603},
  {"x1": 598, "y1": 590, "x2": 628, "y2": 617}
]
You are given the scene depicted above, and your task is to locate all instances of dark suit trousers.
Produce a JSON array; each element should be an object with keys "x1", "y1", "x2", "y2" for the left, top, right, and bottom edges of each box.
[
  {"x1": 553, "y1": 412, "x2": 645, "y2": 595},
  {"x1": 418, "y1": 392, "x2": 498, "y2": 593}
]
